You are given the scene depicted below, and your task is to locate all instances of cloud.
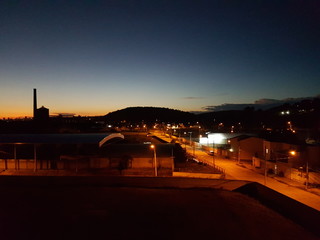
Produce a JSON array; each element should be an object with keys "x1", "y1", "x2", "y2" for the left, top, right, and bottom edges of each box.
[
  {"x1": 52, "y1": 112, "x2": 76, "y2": 117},
  {"x1": 203, "y1": 104, "x2": 255, "y2": 112},
  {"x1": 254, "y1": 98, "x2": 281, "y2": 105},
  {"x1": 203, "y1": 95, "x2": 319, "y2": 112}
]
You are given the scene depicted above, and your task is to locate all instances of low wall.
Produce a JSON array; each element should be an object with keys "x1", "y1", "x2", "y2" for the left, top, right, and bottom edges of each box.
[
  {"x1": 0, "y1": 159, "x2": 51, "y2": 170},
  {"x1": 251, "y1": 158, "x2": 320, "y2": 185},
  {"x1": 0, "y1": 157, "x2": 174, "y2": 176},
  {"x1": 234, "y1": 182, "x2": 320, "y2": 238},
  {"x1": 291, "y1": 168, "x2": 320, "y2": 185},
  {"x1": 173, "y1": 172, "x2": 224, "y2": 179}
]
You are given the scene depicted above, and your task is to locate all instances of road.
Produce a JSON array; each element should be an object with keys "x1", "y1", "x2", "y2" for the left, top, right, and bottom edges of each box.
[{"x1": 152, "y1": 130, "x2": 320, "y2": 211}]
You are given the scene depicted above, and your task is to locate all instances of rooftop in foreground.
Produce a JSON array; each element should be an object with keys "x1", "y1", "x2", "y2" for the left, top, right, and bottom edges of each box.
[{"x1": 0, "y1": 176, "x2": 318, "y2": 240}]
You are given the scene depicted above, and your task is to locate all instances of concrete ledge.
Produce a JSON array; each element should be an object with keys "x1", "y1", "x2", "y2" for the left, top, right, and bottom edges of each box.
[
  {"x1": 173, "y1": 171, "x2": 224, "y2": 179},
  {"x1": 234, "y1": 182, "x2": 320, "y2": 238},
  {"x1": 0, "y1": 175, "x2": 249, "y2": 190}
]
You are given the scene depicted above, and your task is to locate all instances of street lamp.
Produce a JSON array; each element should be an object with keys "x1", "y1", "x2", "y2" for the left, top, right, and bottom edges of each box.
[
  {"x1": 212, "y1": 141, "x2": 215, "y2": 167},
  {"x1": 183, "y1": 132, "x2": 187, "y2": 149},
  {"x1": 150, "y1": 145, "x2": 157, "y2": 177},
  {"x1": 237, "y1": 142, "x2": 241, "y2": 165},
  {"x1": 289, "y1": 150, "x2": 308, "y2": 189},
  {"x1": 188, "y1": 132, "x2": 195, "y2": 156}
]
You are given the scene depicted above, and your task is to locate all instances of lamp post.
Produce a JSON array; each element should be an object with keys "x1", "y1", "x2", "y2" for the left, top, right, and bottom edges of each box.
[
  {"x1": 264, "y1": 157, "x2": 267, "y2": 185},
  {"x1": 264, "y1": 147, "x2": 268, "y2": 185},
  {"x1": 187, "y1": 132, "x2": 194, "y2": 156},
  {"x1": 150, "y1": 145, "x2": 157, "y2": 177},
  {"x1": 212, "y1": 141, "x2": 215, "y2": 167},
  {"x1": 306, "y1": 160, "x2": 309, "y2": 189},
  {"x1": 237, "y1": 143, "x2": 241, "y2": 165},
  {"x1": 289, "y1": 150, "x2": 307, "y2": 188}
]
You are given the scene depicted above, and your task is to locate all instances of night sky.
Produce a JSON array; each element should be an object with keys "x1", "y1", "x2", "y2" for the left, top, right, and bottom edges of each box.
[{"x1": 1, "y1": 0, "x2": 319, "y2": 117}]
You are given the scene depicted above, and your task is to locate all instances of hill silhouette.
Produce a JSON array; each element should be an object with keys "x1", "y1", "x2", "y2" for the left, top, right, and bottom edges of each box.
[
  {"x1": 105, "y1": 107, "x2": 196, "y2": 123},
  {"x1": 197, "y1": 97, "x2": 320, "y2": 133}
]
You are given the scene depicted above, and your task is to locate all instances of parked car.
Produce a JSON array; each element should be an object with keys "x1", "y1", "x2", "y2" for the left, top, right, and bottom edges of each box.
[{"x1": 208, "y1": 151, "x2": 214, "y2": 156}]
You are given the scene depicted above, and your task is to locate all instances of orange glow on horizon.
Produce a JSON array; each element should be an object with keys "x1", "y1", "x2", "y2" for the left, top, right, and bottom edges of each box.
[{"x1": 1, "y1": 105, "x2": 117, "y2": 118}]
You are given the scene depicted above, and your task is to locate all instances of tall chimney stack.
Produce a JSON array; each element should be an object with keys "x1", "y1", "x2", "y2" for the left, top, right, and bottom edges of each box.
[{"x1": 33, "y1": 88, "x2": 37, "y2": 118}]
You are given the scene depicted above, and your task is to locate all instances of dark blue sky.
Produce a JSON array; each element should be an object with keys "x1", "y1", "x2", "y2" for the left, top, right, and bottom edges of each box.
[{"x1": 1, "y1": 0, "x2": 319, "y2": 117}]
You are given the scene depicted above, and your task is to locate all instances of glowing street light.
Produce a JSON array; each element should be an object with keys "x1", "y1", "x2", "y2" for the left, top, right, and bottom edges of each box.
[
  {"x1": 289, "y1": 150, "x2": 308, "y2": 188},
  {"x1": 150, "y1": 145, "x2": 157, "y2": 176},
  {"x1": 290, "y1": 150, "x2": 296, "y2": 156}
]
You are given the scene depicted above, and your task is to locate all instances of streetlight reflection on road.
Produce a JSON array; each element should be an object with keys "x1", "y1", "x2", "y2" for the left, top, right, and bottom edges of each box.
[{"x1": 150, "y1": 144, "x2": 157, "y2": 176}]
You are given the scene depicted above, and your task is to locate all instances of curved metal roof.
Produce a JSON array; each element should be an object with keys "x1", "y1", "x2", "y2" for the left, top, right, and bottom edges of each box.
[{"x1": 0, "y1": 133, "x2": 124, "y2": 146}]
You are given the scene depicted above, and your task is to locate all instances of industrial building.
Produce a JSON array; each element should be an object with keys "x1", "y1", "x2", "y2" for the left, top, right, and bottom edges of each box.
[{"x1": 33, "y1": 88, "x2": 49, "y2": 121}]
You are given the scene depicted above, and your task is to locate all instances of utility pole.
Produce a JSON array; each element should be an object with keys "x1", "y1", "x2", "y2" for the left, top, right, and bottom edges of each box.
[
  {"x1": 193, "y1": 142, "x2": 195, "y2": 157},
  {"x1": 306, "y1": 161, "x2": 309, "y2": 189},
  {"x1": 238, "y1": 144, "x2": 241, "y2": 165},
  {"x1": 264, "y1": 158, "x2": 267, "y2": 185},
  {"x1": 212, "y1": 142, "x2": 215, "y2": 168},
  {"x1": 188, "y1": 132, "x2": 192, "y2": 156},
  {"x1": 150, "y1": 145, "x2": 157, "y2": 176}
]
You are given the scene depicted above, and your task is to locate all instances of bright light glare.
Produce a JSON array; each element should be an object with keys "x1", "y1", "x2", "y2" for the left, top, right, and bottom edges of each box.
[
  {"x1": 199, "y1": 137, "x2": 209, "y2": 144},
  {"x1": 208, "y1": 133, "x2": 226, "y2": 144},
  {"x1": 290, "y1": 151, "x2": 296, "y2": 156},
  {"x1": 200, "y1": 134, "x2": 228, "y2": 144}
]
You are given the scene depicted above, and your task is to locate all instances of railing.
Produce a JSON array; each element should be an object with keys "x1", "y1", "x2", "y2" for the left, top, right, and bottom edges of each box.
[
  {"x1": 213, "y1": 164, "x2": 225, "y2": 175},
  {"x1": 192, "y1": 155, "x2": 226, "y2": 176}
]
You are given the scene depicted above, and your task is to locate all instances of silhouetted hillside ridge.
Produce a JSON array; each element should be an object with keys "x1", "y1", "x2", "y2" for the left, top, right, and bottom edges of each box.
[
  {"x1": 105, "y1": 107, "x2": 196, "y2": 123},
  {"x1": 197, "y1": 97, "x2": 320, "y2": 130}
]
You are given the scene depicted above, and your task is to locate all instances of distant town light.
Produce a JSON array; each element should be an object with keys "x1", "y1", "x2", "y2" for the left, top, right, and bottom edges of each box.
[
  {"x1": 290, "y1": 150, "x2": 296, "y2": 156},
  {"x1": 281, "y1": 111, "x2": 290, "y2": 115}
]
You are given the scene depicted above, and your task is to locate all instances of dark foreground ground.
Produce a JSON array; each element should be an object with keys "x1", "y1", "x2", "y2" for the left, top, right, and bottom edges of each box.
[{"x1": 0, "y1": 176, "x2": 318, "y2": 240}]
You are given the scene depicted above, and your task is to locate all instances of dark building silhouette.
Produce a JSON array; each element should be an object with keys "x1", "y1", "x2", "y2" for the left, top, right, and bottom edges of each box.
[
  {"x1": 33, "y1": 88, "x2": 49, "y2": 121},
  {"x1": 35, "y1": 106, "x2": 49, "y2": 121}
]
